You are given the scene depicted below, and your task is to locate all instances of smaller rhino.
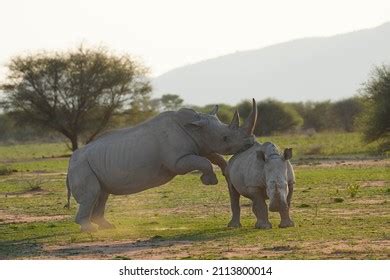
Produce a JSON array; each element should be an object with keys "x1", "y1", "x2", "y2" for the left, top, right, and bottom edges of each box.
[{"x1": 226, "y1": 142, "x2": 295, "y2": 229}]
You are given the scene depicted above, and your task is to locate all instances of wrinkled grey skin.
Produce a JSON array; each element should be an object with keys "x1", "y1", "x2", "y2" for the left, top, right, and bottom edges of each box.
[
  {"x1": 226, "y1": 141, "x2": 295, "y2": 229},
  {"x1": 66, "y1": 100, "x2": 258, "y2": 232}
]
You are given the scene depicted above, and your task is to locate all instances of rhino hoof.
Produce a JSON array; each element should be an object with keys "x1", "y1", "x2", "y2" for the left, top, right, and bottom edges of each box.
[
  {"x1": 80, "y1": 223, "x2": 98, "y2": 233},
  {"x1": 227, "y1": 221, "x2": 242, "y2": 228},
  {"x1": 279, "y1": 220, "x2": 295, "y2": 228},
  {"x1": 98, "y1": 222, "x2": 116, "y2": 230},
  {"x1": 255, "y1": 221, "x2": 272, "y2": 229},
  {"x1": 201, "y1": 173, "x2": 218, "y2": 185},
  {"x1": 91, "y1": 218, "x2": 116, "y2": 230}
]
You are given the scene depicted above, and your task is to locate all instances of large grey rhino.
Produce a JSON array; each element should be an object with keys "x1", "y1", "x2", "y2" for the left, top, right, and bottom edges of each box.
[
  {"x1": 226, "y1": 141, "x2": 295, "y2": 229},
  {"x1": 66, "y1": 100, "x2": 258, "y2": 232}
]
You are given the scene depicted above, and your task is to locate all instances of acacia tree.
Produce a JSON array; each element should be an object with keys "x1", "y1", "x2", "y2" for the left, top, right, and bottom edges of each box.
[
  {"x1": 0, "y1": 47, "x2": 151, "y2": 151},
  {"x1": 159, "y1": 94, "x2": 184, "y2": 111},
  {"x1": 359, "y1": 65, "x2": 390, "y2": 149}
]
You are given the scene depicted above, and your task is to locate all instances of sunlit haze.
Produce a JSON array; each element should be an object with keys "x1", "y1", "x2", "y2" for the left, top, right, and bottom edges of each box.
[{"x1": 1, "y1": 0, "x2": 389, "y2": 77}]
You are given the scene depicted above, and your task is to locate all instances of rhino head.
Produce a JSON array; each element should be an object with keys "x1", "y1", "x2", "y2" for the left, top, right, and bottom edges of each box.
[
  {"x1": 256, "y1": 143, "x2": 293, "y2": 212},
  {"x1": 184, "y1": 98, "x2": 258, "y2": 155}
]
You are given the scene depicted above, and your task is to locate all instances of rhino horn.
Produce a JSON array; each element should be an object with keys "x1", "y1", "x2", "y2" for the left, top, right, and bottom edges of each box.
[
  {"x1": 242, "y1": 98, "x2": 257, "y2": 135},
  {"x1": 209, "y1": 105, "x2": 219, "y2": 116},
  {"x1": 229, "y1": 110, "x2": 240, "y2": 129}
]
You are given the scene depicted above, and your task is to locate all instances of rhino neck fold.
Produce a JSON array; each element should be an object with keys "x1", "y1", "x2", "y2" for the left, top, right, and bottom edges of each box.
[{"x1": 174, "y1": 119, "x2": 203, "y2": 155}]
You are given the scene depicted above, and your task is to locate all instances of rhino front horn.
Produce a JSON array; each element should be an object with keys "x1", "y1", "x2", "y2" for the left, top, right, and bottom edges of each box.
[
  {"x1": 209, "y1": 105, "x2": 219, "y2": 116},
  {"x1": 229, "y1": 110, "x2": 240, "y2": 129},
  {"x1": 242, "y1": 98, "x2": 257, "y2": 135}
]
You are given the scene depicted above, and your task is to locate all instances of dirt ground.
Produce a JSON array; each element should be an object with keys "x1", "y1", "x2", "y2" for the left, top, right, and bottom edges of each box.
[
  {"x1": 0, "y1": 210, "x2": 70, "y2": 224},
  {"x1": 34, "y1": 238, "x2": 390, "y2": 260}
]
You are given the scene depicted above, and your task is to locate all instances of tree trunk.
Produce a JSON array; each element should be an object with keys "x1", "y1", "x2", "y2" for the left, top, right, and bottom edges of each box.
[{"x1": 70, "y1": 135, "x2": 78, "y2": 151}]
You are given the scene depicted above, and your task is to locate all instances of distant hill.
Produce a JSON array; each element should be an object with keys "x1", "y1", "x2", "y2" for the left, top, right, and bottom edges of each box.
[{"x1": 153, "y1": 22, "x2": 390, "y2": 105}]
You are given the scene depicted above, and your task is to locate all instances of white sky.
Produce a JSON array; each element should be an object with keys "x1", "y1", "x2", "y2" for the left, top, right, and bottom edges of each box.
[{"x1": 1, "y1": 0, "x2": 389, "y2": 77}]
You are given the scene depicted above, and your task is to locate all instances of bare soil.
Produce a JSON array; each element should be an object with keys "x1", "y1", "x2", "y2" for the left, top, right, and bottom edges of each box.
[
  {"x1": 38, "y1": 238, "x2": 390, "y2": 260},
  {"x1": 0, "y1": 210, "x2": 69, "y2": 224}
]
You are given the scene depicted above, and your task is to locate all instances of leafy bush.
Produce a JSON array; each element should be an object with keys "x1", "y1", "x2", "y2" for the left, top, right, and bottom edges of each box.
[
  {"x1": 347, "y1": 183, "x2": 360, "y2": 198},
  {"x1": 358, "y1": 65, "x2": 390, "y2": 151}
]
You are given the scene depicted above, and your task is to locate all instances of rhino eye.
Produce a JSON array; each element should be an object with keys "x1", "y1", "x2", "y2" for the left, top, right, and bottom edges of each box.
[{"x1": 223, "y1": 136, "x2": 229, "y2": 142}]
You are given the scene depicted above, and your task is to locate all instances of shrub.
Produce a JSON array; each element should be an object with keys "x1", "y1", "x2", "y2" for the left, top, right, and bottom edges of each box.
[
  {"x1": 359, "y1": 65, "x2": 390, "y2": 151},
  {"x1": 347, "y1": 183, "x2": 360, "y2": 198},
  {"x1": 0, "y1": 166, "x2": 13, "y2": 176}
]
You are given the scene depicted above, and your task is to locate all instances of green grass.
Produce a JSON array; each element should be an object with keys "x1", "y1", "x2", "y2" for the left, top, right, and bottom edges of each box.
[
  {"x1": 0, "y1": 159, "x2": 389, "y2": 259},
  {"x1": 0, "y1": 132, "x2": 389, "y2": 259},
  {"x1": 261, "y1": 132, "x2": 383, "y2": 157},
  {"x1": 0, "y1": 142, "x2": 70, "y2": 161}
]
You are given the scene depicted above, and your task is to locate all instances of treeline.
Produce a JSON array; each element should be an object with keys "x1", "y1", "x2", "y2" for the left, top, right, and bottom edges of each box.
[
  {"x1": 0, "y1": 95, "x2": 363, "y2": 141},
  {"x1": 235, "y1": 97, "x2": 363, "y2": 136},
  {"x1": 0, "y1": 46, "x2": 388, "y2": 151}
]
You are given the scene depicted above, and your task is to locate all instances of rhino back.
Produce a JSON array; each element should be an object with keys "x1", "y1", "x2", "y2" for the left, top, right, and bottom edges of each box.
[{"x1": 227, "y1": 143, "x2": 264, "y2": 192}]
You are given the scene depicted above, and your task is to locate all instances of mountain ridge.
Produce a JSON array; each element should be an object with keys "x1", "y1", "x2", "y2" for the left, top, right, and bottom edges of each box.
[{"x1": 153, "y1": 22, "x2": 390, "y2": 105}]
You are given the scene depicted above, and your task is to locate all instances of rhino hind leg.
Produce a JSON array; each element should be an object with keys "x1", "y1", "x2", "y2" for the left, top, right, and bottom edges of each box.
[
  {"x1": 73, "y1": 172, "x2": 102, "y2": 233},
  {"x1": 227, "y1": 181, "x2": 241, "y2": 228},
  {"x1": 91, "y1": 191, "x2": 115, "y2": 230}
]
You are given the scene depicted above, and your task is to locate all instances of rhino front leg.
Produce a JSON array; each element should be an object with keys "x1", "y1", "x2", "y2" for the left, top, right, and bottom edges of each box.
[
  {"x1": 251, "y1": 190, "x2": 272, "y2": 229},
  {"x1": 205, "y1": 153, "x2": 227, "y2": 176},
  {"x1": 227, "y1": 181, "x2": 241, "y2": 228},
  {"x1": 91, "y1": 191, "x2": 115, "y2": 230},
  {"x1": 175, "y1": 155, "x2": 218, "y2": 185},
  {"x1": 278, "y1": 183, "x2": 294, "y2": 228},
  {"x1": 278, "y1": 207, "x2": 294, "y2": 228}
]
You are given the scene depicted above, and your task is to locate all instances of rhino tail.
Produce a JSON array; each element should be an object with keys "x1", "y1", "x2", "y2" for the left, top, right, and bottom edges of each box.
[{"x1": 64, "y1": 174, "x2": 71, "y2": 209}]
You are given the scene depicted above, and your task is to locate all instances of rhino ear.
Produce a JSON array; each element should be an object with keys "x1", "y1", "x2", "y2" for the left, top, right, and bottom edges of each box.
[
  {"x1": 256, "y1": 150, "x2": 267, "y2": 161},
  {"x1": 209, "y1": 105, "x2": 219, "y2": 116},
  {"x1": 283, "y1": 148, "x2": 292, "y2": 160},
  {"x1": 229, "y1": 110, "x2": 240, "y2": 129}
]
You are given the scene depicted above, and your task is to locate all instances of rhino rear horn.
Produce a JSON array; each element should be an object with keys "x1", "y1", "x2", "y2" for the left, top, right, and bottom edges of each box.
[
  {"x1": 242, "y1": 98, "x2": 257, "y2": 135},
  {"x1": 209, "y1": 105, "x2": 219, "y2": 116},
  {"x1": 229, "y1": 110, "x2": 240, "y2": 129}
]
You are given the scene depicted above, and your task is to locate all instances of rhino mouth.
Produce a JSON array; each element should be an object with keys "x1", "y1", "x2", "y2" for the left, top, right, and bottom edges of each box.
[
  {"x1": 237, "y1": 142, "x2": 254, "y2": 153},
  {"x1": 269, "y1": 198, "x2": 288, "y2": 212},
  {"x1": 269, "y1": 204, "x2": 280, "y2": 212}
]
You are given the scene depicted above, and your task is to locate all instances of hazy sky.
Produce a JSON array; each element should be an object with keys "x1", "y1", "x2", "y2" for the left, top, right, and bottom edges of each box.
[{"x1": 1, "y1": 0, "x2": 389, "y2": 77}]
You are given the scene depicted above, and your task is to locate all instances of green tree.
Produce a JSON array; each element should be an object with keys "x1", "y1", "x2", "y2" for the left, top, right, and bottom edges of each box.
[
  {"x1": 0, "y1": 46, "x2": 151, "y2": 151},
  {"x1": 159, "y1": 94, "x2": 183, "y2": 111},
  {"x1": 359, "y1": 65, "x2": 390, "y2": 150},
  {"x1": 331, "y1": 97, "x2": 363, "y2": 132},
  {"x1": 122, "y1": 90, "x2": 158, "y2": 125},
  {"x1": 300, "y1": 101, "x2": 335, "y2": 131},
  {"x1": 237, "y1": 100, "x2": 252, "y2": 120},
  {"x1": 255, "y1": 99, "x2": 303, "y2": 135}
]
